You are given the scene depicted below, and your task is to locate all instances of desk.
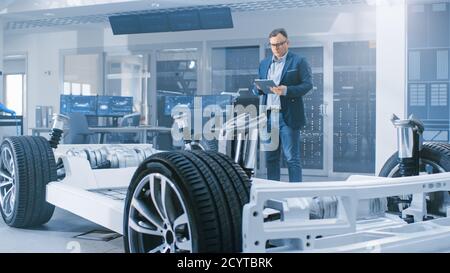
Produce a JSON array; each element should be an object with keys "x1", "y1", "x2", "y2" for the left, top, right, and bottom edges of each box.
[
  {"x1": 88, "y1": 126, "x2": 172, "y2": 144},
  {"x1": 31, "y1": 126, "x2": 172, "y2": 144},
  {"x1": 141, "y1": 126, "x2": 173, "y2": 145},
  {"x1": 0, "y1": 115, "x2": 23, "y2": 136}
]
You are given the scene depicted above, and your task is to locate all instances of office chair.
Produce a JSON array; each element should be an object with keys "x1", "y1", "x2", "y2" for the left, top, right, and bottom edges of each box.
[
  {"x1": 66, "y1": 112, "x2": 94, "y2": 144},
  {"x1": 119, "y1": 112, "x2": 141, "y2": 143}
]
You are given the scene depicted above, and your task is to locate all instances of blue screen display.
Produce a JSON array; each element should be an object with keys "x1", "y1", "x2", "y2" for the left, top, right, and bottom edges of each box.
[
  {"x1": 96, "y1": 96, "x2": 111, "y2": 116},
  {"x1": 109, "y1": 15, "x2": 141, "y2": 35},
  {"x1": 163, "y1": 95, "x2": 232, "y2": 116},
  {"x1": 168, "y1": 10, "x2": 201, "y2": 31},
  {"x1": 139, "y1": 13, "x2": 170, "y2": 33},
  {"x1": 60, "y1": 95, "x2": 133, "y2": 116},
  {"x1": 110, "y1": 96, "x2": 133, "y2": 115},
  {"x1": 199, "y1": 8, "x2": 233, "y2": 30},
  {"x1": 60, "y1": 95, "x2": 97, "y2": 115},
  {"x1": 60, "y1": 95, "x2": 71, "y2": 115},
  {"x1": 164, "y1": 96, "x2": 194, "y2": 116},
  {"x1": 97, "y1": 96, "x2": 133, "y2": 116},
  {"x1": 200, "y1": 95, "x2": 232, "y2": 109},
  {"x1": 110, "y1": 8, "x2": 233, "y2": 35}
]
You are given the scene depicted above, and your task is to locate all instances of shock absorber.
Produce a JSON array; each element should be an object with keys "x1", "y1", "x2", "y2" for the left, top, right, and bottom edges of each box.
[
  {"x1": 218, "y1": 112, "x2": 265, "y2": 178},
  {"x1": 391, "y1": 114, "x2": 427, "y2": 222},
  {"x1": 391, "y1": 114, "x2": 424, "y2": 177},
  {"x1": 49, "y1": 114, "x2": 69, "y2": 149}
]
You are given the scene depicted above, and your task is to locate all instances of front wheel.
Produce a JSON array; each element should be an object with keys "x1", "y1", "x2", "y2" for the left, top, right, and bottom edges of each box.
[
  {"x1": 379, "y1": 142, "x2": 450, "y2": 215},
  {"x1": 123, "y1": 150, "x2": 250, "y2": 253},
  {"x1": 0, "y1": 136, "x2": 56, "y2": 227}
]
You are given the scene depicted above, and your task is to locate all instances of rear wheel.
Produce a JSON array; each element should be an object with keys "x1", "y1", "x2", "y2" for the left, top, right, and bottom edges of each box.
[
  {"x1": 379, "y1": 142, "x2": 450, "y2": 215},
  {"x1": 0, "y1": 136, "x2": 56, "y2": 227},
  {"x1": 123, "y1": 150, "x2": 250, "y2": 253}
]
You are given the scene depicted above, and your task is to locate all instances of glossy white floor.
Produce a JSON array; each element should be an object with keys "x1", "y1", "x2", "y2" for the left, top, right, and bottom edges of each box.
[
  {"x1": 0, "y1": 175, "x2": 344, "y2": 253},
  {"x1": 0, "y1": 208, "x2": 124, "y2": 253}
]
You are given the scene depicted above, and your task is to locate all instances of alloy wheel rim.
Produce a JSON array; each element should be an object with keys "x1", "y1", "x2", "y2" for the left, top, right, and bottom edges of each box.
[
  {"x1": 128, "y1": 173, "x2": 193, "y2": 253},
  {"x1": 0, "y1": 146, "x2": 16, "y2": 218}
]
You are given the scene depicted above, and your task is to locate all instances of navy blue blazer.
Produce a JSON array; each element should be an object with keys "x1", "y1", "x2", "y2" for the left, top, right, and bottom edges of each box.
[{"x1": 252, "y1": 51, "x2": 313, "y2": 130}]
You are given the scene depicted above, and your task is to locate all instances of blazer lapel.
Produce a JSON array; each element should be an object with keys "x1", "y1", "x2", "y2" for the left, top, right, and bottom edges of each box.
[
  {"x1": 280, "y1": 52, "x2": 293, "y2": 82},
  {"x1": 263, "y1": 58, "x2": 271, "y2": 79}
]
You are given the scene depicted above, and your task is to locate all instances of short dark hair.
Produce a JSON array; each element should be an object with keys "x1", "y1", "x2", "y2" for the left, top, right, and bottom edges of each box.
[{"x1": 269, "y1": 28, "x2": 288, "y2": 39}]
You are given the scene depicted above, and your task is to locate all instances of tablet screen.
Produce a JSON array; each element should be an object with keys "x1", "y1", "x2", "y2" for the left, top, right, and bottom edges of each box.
[{"x1": 254, "y1": 79, "x2": 277, "y2": 94}]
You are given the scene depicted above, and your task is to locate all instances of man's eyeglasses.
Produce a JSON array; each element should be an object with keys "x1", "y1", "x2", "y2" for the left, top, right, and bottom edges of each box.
[{"x1": 268, "y1": 40, "x2": 287, "y2": 48}]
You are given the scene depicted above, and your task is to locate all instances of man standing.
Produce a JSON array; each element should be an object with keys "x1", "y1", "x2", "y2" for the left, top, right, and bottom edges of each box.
[{"x1": 253, "y1": 28, "x2": 313, "y2": 182}]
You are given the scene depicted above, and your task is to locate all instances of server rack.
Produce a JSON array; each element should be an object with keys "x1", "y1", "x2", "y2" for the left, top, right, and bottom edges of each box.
[
  {"x1": 407, "y1": 2, "x2": 450, "y2": 142},
  {"x1": 333, "y1": 41, "x2": 376, "y2": 174}
]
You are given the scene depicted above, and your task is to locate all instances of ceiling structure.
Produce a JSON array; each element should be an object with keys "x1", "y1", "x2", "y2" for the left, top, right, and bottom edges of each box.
[{"x1": 0, "y1": 0, "x2": 373, "y2": 31}]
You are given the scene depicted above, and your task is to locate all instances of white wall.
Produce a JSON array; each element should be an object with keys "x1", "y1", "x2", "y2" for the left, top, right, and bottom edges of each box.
[
  {"x1": 4, "y1": 5, "x2": 376, "y2": 137},
  {"x1": 375, "y1": 1, "x2": 407, "y2": 174},
  {"x1": 5, "y1": 31, "x2": 78, "y2": 133}
]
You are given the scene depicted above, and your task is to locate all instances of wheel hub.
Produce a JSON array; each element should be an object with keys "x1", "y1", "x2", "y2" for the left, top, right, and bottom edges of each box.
[
  {"x1": 165, "y1": 230, "x2": 175, "y2": 245},
  {"x1": 128, "y1": 173, "x2": 193, "y2": 253}
]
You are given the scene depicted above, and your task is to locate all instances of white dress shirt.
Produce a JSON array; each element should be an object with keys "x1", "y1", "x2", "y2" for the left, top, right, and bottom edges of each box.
[{"x1": 266, "y1": 51, "x2": 287, "y2": 111}]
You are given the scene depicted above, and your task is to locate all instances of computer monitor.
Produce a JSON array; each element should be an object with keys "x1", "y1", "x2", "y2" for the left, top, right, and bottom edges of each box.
[
  {"x1": 110, "y1": 96, "x2": 133, "y2": 116},
  {"x1": 200, "y1": 95, "x2": 217, "y2": 109},
  {"x1": 60, "y1": 95, "x2": 97, "y2": 115},
  {"x1": 215, "y1": 95, "x2": 233, "y2": 108},
  {"x1": 97, "y1": 96, "x2": 112, "y2": 116},
  {"x1": 60, "y1": 95, "x2": 71, "y2": 115},
  {"x1": 200, "y1": 95, "x2": 233, "y2": 109},
  {"x1": 97, "y1": 96, "x2": 133, "y2": 116},
  {"x1": 164, "y1": 95, "x2": 194, "y2": 116}
]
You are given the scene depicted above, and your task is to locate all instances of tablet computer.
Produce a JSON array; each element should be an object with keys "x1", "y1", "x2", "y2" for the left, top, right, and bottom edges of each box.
[{"x1": 254, "y1": 79, "x2": 277, "y2": 94}]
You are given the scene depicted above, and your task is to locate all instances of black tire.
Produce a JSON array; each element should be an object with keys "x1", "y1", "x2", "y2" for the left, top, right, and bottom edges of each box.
[
  {"x1": 379, "y1": 142, "x2": 450, "y2": 214},
  {"x1": 0, "y1": 136, "x2": 56, "y2": 227},
  {"x1": 123, "y1": 150, "x2": 250, "y2": 253}
]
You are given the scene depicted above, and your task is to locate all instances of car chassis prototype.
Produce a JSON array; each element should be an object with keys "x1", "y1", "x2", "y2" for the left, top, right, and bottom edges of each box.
[{"x1": 1, "y1": 113, "x2": 450, "y2": 253}]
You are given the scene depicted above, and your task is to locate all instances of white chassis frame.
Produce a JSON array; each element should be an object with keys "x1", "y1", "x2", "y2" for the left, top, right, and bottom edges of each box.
[
  {"x1": 47, "y1": 144, "x2": 152, "y2": 234},
  {"x1": 45, "y1": 144, "x2": 450, "y2": 253},
  {"x1": 244, "y1": 175, "x2": 450, "y2": 252}
]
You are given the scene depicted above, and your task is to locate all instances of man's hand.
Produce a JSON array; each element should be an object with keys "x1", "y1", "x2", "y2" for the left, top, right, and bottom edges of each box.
[
  {"x1": 270, "y1": 85, "x2": 287, "y2": 96},
  {"x1": 253, "y1": 83, "x2": 264, "y2": 95}
]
